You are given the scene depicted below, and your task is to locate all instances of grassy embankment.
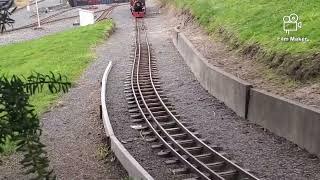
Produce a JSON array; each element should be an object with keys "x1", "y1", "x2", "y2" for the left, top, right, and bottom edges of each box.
[
  {"x1": 0, "y1": 20, "x2": 114, "y2": 154},
  {"x1": 162, "y1": 0, "x2": 320, "y2": 81}
]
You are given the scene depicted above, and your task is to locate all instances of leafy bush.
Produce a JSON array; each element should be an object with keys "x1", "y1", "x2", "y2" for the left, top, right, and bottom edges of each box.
[{"x1": 0, "y1": 72, "x2": 71, "y2": 179}]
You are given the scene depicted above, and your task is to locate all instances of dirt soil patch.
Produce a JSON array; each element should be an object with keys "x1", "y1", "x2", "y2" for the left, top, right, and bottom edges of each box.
[{"x1": 160, "y1": 3, "x2": 320, "y2": 110}]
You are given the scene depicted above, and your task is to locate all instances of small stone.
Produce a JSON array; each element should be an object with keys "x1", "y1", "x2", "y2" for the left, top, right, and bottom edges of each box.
[
  {"x1": 242, "y1": 130, "x2": 249, "y2": 134},
  {"x1": 257, "y1": 140, "x2": 264, "y2": 144},
  {"x1": 308, "y1": 154, "x2": 318, "y2": 160}
]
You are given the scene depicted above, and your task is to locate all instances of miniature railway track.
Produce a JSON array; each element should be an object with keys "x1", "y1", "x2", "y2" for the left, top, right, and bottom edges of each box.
[
  {"x1": 95, "y1": 4, "x2": 118, "y2": 22},
  {"x1": 126, "y1": 18, "x2": 260, "y2": 180},
  {"x1": 6, "y1": 8, "x2": 74, "y2": 32},
  {"x1": 5, "y1": 4, "x2": 118, "y2": 33}
]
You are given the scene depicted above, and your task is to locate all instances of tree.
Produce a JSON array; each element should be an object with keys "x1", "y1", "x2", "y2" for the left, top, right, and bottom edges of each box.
[
  {"x1": 0, "y1": 72, "x2": 71, "y2": 179},
  {"x1": 0, "y1": 0, "x2": 16, "y2": 33}
]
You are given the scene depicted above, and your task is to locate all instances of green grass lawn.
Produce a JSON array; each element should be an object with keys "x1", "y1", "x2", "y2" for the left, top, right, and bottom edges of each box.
[
  {"x1": 0, "y1": 20, "x2": 113, "y2": 112},
  {"x1": 0, "y1": 20, "x2": 114, "y2": 154},
  {"x1": 163, "y1": 0, "x2": 320, "y2": 80}
]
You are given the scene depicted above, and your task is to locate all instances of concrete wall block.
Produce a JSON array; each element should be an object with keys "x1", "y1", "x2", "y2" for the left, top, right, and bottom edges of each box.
[
  {"x1": 173, "y1": 28, "x2": 320, "y2": 157},
  {"x1": 248, "y1": 88, "x2": 320, "y2": 156},
  {"x1": 172, "y1": 27, "x2": 179, "y2": 46},
  {"x1": 174, "y1": 31, "x2": 251, "y2": 118}
]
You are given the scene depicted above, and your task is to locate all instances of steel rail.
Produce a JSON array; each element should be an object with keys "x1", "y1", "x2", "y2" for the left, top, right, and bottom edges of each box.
[
  {"x1": 130, "y1": 18, "x2": 259, "y2": 180},
  {"x1": 6, "y1": 8, "x2": 74, "y2": 32},
  {"x1": 95, "y1": 5, "x2": 115, "y2": 21},
  {"x1": 140, "y1": 20, "x2": 222, "y2": 179},
  {"x1": 143, "y1": 24, "x2": 260, "y2": 180},
  {"x1": 40, "y1": 8, "x2": 110, "y2": 25},
  {"x1": 6, "y1": 4, "x2": 119, "y2": 33},
  {"x1": 96, "y1": 3, "x2": 129, "y2": 22},
  {"x1": 131, "y1": 18, "x2": 212, "y2": 180}
]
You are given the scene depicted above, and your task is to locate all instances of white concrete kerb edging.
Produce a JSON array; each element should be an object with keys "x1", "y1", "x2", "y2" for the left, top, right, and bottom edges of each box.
[
  {"x1": 101, "y1": 61, "x2": 114, "y2": 137},
  {"x1": 100, "y1": 61, "x2": 154, "y2": 180},
  {"x1": 172, "y1": 27, "x2": 320, "y2": 157}
]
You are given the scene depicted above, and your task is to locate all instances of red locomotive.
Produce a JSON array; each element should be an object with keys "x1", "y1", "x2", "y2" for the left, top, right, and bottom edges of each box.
[{"x1": 130, "y1": 0, "x2": 146, "y2": 18}]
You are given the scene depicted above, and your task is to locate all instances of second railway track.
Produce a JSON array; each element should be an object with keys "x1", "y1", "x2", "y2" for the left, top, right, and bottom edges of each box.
[
  {"x1": 5, "y1": 4, "x2": 118, "y2": 33},
  {"x1": 125, "y1": 18, "x2": 260, "y2": 180}
]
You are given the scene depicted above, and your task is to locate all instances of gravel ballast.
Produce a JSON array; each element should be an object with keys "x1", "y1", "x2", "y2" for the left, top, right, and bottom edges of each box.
[
  {"x1": 105, "y1": 4, "x2": 181, "y2": 180},
  {"x1": 110, "y1": 0, "x2": 320, "y2": 179},
  {"x1": 155, "y1": 1, "x2": 320, "y2": 179}
]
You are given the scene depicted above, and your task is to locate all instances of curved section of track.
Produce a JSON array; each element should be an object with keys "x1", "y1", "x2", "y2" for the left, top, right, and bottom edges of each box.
[
  {"x1": 6, "y1": 4, "x2": 118, "y2": 33},
  {"x1": 95, "y1": 4, "x2": 118, "y2": 22},
  {"x1": 128, "y1": 18, "x2": 260, "y2": 180},
  {"x1": 7, "y1": 8, "x2": 75, "y2": 32}
]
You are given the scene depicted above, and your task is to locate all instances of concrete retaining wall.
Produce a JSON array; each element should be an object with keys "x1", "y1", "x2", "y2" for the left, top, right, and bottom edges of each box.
[
  {"x1": 101, "y1": 61, "x2": 154, "y2": 180},
  {"x1": 172, "y1": 28, "x2": 320, "y2": 157},
  {"x1": 172, "y1": 28, "x2": 251, "y2": 118},
  {"x1": 248, "y1": 89, "x2": 320, "y2": 156}
]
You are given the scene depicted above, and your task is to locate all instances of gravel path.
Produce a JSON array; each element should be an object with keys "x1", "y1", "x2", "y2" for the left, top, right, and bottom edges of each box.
[
  {"x1": 0, "y1": 18, "x2": 76, "y2": 46},
  {"x1": 0, "y1": 6, "x2": 127, "y2": 180},
  {"x1": 112, "y1": 0, "x2": 320, "y2": 179},
  {"x1": 0, "y1": 3, "x2": 110, "y2": 46}
]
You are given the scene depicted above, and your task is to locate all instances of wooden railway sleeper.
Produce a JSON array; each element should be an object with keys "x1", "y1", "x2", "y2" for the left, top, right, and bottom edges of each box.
[
  {"x1": 128, "y1": 106, "x2": 165, "y2": 113},
  {"x1": 151, "y1": 138, "x2": 207, "y2": 150},
  {"x1": 140, "y1": 90, "x2": 163, "y2": 96},
  {"x1": 128, "y1": 101, "x2": 171, "y2": 108},
  {"x1": 172, "y1": 167, "x2": 189, "y2": 175},
  {"x1": 159, "y1": 121, "x2": 189, "y2": 128},
  {"x1": 126, "y1": 96, "x2": 169, "y2": 102},
  {"x1": 124, "y1": 80, "x2": 161, "y2": 85},
  {"x1": 124, "y1": 88, "x2": 163, "y2": 94},
  {"x1": 157, "y1": 145, "x2": 204, "y2": 158},
  {"x1": 128, "y1": 104, "x2": 174, "y2": 111},
  {"x1": 126, "y1": 76, "x2": 159, "y2": 80},
  {"x1": 151, "y1": 110, "x2": 178, "y2": 116},
  {"x1": 164, "y1": 132, "x2": 200, "y2": 140},
  {"x1": 164, "y1": 127, "x2": 184, "y2": 134},
  {"x1": 126, "y1": 83, "x2": 161, "y2": 89}
]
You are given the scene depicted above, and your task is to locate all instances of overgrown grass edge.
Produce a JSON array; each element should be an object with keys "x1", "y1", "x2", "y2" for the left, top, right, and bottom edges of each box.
[{"x1": 161, "y1": 0, "x2": 320, "y2": 81}]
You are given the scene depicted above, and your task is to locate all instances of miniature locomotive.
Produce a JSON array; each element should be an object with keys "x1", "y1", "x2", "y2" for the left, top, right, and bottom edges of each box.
[{"x1": 130, "y1": 0, "x2": 145, "y2": 18}]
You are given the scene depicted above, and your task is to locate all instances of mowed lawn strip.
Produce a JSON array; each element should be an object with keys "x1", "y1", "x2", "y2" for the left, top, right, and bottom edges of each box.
[{"x1": 0, "y1": 20, "x2": 114, "y2": 113}]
